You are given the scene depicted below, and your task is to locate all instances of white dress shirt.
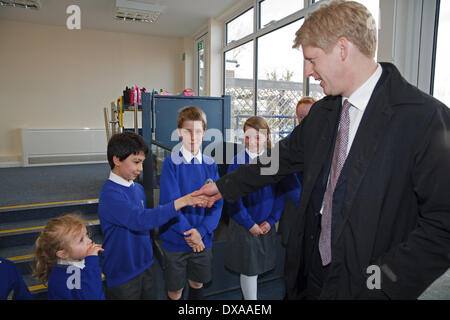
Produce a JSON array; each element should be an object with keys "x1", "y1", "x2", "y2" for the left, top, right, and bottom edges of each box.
[
  {"x1": 342, "y1": 63, "x2": 383, "y2": 155},
  {"x1": 180, "y1": 145, "x2": 203, "y2": 164},
  {"x1": 320, "y1": 64, "x2": 382, "y2": 215},
  {"x1": 109, "y1": 171, "x2": 134, "y2": 187}
]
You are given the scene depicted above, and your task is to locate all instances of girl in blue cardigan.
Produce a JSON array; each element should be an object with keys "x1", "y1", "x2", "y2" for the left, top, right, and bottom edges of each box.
[
  {"x1": 225, "y1": 116, "x2": 284, "y2": 300},
  {"x1": 34, "y1": 214, "x2": 105, "y2": 300}
]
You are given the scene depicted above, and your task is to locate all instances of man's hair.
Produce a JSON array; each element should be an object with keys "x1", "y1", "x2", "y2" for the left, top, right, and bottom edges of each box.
[
  {"x1": 177, "y1": 106, "x2": 207, "y2": 131},
  {"x1": 107, "y1": 131, "x2": 149, "y2": 169},
  {"x1": 293, "y1": 0, "x2": 377, "y2": 58}
]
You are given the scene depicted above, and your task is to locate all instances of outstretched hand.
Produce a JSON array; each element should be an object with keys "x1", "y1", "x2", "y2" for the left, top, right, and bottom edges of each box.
[{"x1": 191, "y1": 182, "x2": 222, "y2": 208}]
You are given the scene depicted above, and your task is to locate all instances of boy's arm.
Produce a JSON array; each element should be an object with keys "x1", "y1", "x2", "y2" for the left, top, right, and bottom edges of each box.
[
  {"x1": 99, "y1": 188, "x2": 179, "y2": 232},
  {"x1": 159, "y1": 158, "x2": 194, "y2": 236},
  {"x1": 195, "y1": 164, "x2": 224, "y2": 238}
]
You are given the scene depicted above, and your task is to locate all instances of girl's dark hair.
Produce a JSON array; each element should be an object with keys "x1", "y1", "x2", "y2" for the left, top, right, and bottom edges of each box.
[{"x1": 107, "y1": 131, "x2": 149, "y2": 169}]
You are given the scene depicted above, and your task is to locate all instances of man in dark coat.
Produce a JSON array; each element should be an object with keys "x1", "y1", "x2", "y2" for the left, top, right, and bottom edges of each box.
[{"x1": 194, "y1": 1, "x2": 450, "y2": 299}]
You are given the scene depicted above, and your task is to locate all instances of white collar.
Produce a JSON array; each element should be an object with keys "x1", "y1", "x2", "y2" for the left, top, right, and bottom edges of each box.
[
  {"x1": 180, "y1": 145, "x2": 203, "y2": 164},
  {"x1": 343, "y1": 63, "x2": 383, "y2": 111},
  {"x1": 57, "y1": 258, "x2": 85, "y2": 269},
  {"x1": 109, "y1": 171, "x2": 134, "y2": 187},
  {"x1": 246, "y1": 148, "x2": 264, "y2": 160}
]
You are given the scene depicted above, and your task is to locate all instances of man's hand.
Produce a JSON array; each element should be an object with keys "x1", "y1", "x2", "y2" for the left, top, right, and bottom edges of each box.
[{"x1": 191, "y1": 183, "x2": 222, "y2": 208}]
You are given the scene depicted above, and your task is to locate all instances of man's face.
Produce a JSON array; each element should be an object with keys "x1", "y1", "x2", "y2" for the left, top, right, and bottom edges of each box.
[{"x1": 302, "y1": 44, "x2": 344, "y2": 96}]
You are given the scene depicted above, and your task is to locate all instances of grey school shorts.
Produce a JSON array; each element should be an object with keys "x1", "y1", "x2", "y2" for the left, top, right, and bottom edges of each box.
[{"x1": 162, "y1": 247, "x2": 212, "y2": 292}]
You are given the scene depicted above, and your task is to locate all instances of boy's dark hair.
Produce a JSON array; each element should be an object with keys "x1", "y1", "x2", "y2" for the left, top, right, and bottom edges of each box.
[{"x1": 107, "y1": 131, "x2": 149, "y2": 169}]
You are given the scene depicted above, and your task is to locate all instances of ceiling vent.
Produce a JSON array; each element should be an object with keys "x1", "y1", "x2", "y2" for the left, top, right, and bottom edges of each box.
[
  {"x1": 115, "y1": 0, "x2": 165, "y2": 23},
  {"x1": 0, "y1": 0, "x2": 40, "y2": 9}
]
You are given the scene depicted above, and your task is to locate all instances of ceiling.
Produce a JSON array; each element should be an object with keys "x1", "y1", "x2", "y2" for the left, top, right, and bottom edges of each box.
[{"x1": 0, "y1": 0, "x2": 240, "y2": 37}]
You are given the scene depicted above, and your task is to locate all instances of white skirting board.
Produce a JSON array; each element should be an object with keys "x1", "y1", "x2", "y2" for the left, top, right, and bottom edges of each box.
[{"x1": 21, "y1": 128, "x2": 108, "y2": 167}]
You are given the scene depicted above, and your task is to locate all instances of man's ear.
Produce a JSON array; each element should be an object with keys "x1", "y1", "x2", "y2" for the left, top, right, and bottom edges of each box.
[
  {"x1": 56, "y1": 249, "x2": 68, "y2": 260},
  {"x1": 337, "y1": 36, "x2": 350, "y2": 61}
]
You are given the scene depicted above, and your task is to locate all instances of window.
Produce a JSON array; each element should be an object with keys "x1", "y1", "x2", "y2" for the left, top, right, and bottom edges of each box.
[
  {"x1": 196, "y1": 35, "x2": 208, "y2": 96},
  {"x1": 259, "y1": 0, "x2": 304, "y2": 29},
  {"x1": 433, "y1": 0, "x2": 450, "y2": 107},
  {"x1": 224, "y1": 41, "x2": 254, "y2": 130},
  {"x1": 223, "y1": 0, "x2": 381, "y2": 140},
  {"x1": 226, "y1": 8, "x2": 254, "y2": 44},
  {"x1": 257, "y1": 20, "x2": 304, "y2": 139}
]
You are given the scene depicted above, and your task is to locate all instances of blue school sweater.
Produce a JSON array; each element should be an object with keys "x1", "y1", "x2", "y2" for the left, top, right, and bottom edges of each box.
[
  {"x1": 0, "y1": 257, "x2": 32, "y2": 300},
  {"x1": 278, "y1": 173, "x2": 303, "y2": 207},
  {"x1": 98, "y1": 179, "x2": 179, "y2": 287},
  {"x1": 47, "y1": 256, "x2": 104, "y2": 300},
  {"x1": 159, "y1": 152, "x2": 223, "y2": 252},
  {"x1": 226, "y1": 150, "x2": 284, "y2": 230}
]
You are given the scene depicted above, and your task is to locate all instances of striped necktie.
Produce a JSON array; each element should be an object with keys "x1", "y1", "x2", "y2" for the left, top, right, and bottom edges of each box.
[{"x1": 318, "y1": 99, "x2": 351, "y2": 266}]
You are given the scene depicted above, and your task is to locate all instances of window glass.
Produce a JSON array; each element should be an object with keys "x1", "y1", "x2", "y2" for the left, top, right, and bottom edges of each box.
[
  {"x1": 257, "y1": 20, "x2": 304, "y2": 141},
  {"x1": 226, "y1": 8, "x2": 254, "y2": 44},
  {"x1": 224, "y1": 41, "x2": 255, "y2": 131},
  {"x1": 197, "y1": 39, "x2": 207, "y2": 96},
  {"x1": 433, "y1": 0, "x2": 450, "y2": 107},
  {"x1": 259, "y1": 0, "x2": 304, "y2": 29}
]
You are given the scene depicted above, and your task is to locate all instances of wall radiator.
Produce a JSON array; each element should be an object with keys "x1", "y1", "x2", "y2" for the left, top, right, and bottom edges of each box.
[{"x1": 21, "y1": 128, "x2": 107, "y2": 166}]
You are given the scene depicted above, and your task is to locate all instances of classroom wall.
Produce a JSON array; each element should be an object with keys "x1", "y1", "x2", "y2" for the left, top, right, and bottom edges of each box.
[{"x1": 0, "y1": 20, "x2": 185, "y2": 166}]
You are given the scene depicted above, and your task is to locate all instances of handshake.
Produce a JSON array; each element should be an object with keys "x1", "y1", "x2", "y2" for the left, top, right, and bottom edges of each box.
[{"x1": 176, "y1": 182, "x2": 222, "y2": 210}]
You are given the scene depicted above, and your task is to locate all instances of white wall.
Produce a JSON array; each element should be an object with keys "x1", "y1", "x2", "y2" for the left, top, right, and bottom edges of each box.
[{"x1": 0, "y1": 20, "x2": 184, "y2": 165}]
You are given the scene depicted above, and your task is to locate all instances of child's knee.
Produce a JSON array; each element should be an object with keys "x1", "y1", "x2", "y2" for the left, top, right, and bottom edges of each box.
[
  {"x1": 168, "y1": 288, "x2": 183, "y2": 300},
  {"x1": 188, "y1": 279, "x2": 203, "y2": 289}
]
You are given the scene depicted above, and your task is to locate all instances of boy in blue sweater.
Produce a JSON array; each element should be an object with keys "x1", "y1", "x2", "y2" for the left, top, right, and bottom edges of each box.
[
  {"x1": 159, "y1": 106, "x2": 223, "y2": 300},
  {"x1": 98, "y1": 131, "x2": 207, "y2": 300}
]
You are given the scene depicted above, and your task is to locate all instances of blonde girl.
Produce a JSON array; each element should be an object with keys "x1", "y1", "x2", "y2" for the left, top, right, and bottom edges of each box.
[{"x1": 34, "y1": 214, "x2": 104, "y2": 300}]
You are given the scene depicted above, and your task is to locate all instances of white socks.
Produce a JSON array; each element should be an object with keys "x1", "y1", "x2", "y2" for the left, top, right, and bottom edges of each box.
[{"x1": 240, "y1": 274, "x2": 258, "y2": 300}]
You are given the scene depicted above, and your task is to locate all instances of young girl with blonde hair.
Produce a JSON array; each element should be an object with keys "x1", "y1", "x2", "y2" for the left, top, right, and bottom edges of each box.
[{"x1": 34, "y1": 214, "x2": 104, "y2": 300}]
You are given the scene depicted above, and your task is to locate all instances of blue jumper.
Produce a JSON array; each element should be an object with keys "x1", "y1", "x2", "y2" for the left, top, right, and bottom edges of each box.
[
  {"x1": 0, "y1": 257, "x2": 32, "y2": 300},
  {"x1": 47, "y1": 256, "x2": 104, "y2": 300},
  {"x1": 226, "y1": 150, "x2": 285, "y2": 230},
  {"x1": 159, "y1": 152, "x2": 223, "y2": 252},
  {"x1": 98, "y1": 179, "x2": 179, "y2": 287}
]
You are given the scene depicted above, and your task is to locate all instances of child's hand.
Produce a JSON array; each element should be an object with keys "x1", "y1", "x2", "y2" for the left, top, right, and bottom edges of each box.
[
  {"x1": 86, "y1": 243, "x2": 104, "y2": 256},
  {"x1": 191, "y1": 241, "x2": 205, "y2": 253},
  {"x1": 183, "y1": 228, "x2": 203, "y2": 246},
  {"x1": 249, "y1": 224, "x2": 263, "y2": 237},
  {"x1": 174, "y1": 193, "x2": 208, "y2": 210},
  {"x1": 259, "y1": 221, "x2": 271, "y2": 234}
]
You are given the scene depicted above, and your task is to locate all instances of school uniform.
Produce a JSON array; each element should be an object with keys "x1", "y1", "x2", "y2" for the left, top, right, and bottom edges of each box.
[
  {"x1": 224, "y1": 149, "x2": 285, "y2": 276},
  {"x1": 47, "y1": 256, "x2": 104, "y2": 300},
  {"x1": 98, "y1": 172, "x2": 179, "y2": 299},
  {"x1": 159, "y1": 146, "x2": 223, "y2": 291},
  {"x1": 0, "y1": 257, "x2": 32, "y2": 300}
]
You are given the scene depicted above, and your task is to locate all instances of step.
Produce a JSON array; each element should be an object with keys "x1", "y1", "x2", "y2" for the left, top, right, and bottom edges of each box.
[
  {"x1": 0, "y1": 199, "x2": 99, "y2": 226},
  {"x1": 0, "y1": 219, "x2": 102, "y2": 250}
]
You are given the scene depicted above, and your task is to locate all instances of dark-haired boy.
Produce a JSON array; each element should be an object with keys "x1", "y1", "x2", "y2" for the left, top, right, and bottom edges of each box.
[{"x1": 98, "y1": 131, "x2": 206, "y2": 300}]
